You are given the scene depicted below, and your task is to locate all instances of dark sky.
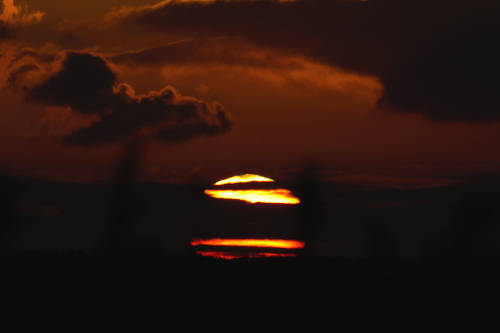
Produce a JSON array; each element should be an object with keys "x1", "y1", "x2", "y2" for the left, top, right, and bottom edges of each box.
[{"x1": 1, "y1": 0, "x2": 500, "y2": 186}]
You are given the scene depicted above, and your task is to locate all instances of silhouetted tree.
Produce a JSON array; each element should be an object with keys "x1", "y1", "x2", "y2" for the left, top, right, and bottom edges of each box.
[
  {"x1": 0, "y1": 173, "x2": 21, "y2": 252},
  {"x1": 294, "y1": 161, "x2": 325, "y2": 256},
  {"x1": 101, "y1": 137, "x2": 147, "y2": 253}
]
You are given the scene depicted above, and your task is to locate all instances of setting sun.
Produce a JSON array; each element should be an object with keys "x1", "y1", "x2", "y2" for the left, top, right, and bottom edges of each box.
[
  {"x1": 204, "y1": 189, "x2": 300, "y2": 204},
  {"x1": 191, "y1": 238, "x2": 305, "y2": 249},
  {"x1": 191, "y1": 238, "x2": 305, "y2": 259},
  {"x1": 213, "y1": 174, "x2": 275, "y2": 186},
  {"x1": 207, "y1": 173, "x2": 300, "y2": 204}
]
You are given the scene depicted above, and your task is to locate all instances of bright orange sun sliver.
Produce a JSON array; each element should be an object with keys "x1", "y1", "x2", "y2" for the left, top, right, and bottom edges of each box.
[
  {"x1": 213, "y1": 174, "x2": 275, "y2": 186},
  {"x1": 204, "y1": 189, "x2": 300, "y2": 204},
  {"x1": 191, "y1": 238, "x2": 305, "y2": 249}
]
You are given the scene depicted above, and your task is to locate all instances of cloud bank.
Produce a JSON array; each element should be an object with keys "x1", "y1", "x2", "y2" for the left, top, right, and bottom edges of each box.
[
  {"x1": 110, "y1": 0, "x2": 500, "y2": 122},
  {"x1": 4, "y1": 50, "x2": 234, "y2": 145}
]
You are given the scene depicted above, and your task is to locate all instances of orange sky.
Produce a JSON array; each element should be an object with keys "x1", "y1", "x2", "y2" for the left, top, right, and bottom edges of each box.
[{"x1": 1, "y1": 0, "x2": 500, "y2": 186}]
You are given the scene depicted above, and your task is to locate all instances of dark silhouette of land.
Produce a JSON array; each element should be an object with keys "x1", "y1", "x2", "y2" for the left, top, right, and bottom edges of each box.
[{"x1": 2, "y1": 152, "x2": 500, "y2": 317}]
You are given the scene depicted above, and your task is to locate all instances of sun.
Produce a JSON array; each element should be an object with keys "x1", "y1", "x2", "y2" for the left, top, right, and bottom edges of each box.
[
  {"x1": 191, "y1": 238, "x2": 305, "y2": 260},
  {"x1": 213, "y1": 173, "x2": 275, "y2": 186},
  {"x1": 205, "y1": 174, "x2": 300, "y2": 205}
]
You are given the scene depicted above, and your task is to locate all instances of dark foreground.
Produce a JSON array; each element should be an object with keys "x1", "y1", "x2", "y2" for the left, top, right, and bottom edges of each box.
[{"x1": 3, "y1": 252, "x2": 499, "y2": 319}]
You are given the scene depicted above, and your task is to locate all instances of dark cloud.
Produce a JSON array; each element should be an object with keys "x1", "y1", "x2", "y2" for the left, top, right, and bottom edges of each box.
[
  {"x1": 63, "y1": 83, "x2": 234, "y2": 145},
  {"x1": 8, "y1": 51, "x2": 234, "y2": 145},
  {"x1": 0, "y1": 22, "x2": 10, "y2": 39},
  {"x1": 29, "y1": 52, "x2": 117, "y2": 113},
  {"x1": 155, "y1": 103, "x2": 234, "y2": 143},
  {"x1": 113, "y1": 0, "x2": 500, "y2": 122}
]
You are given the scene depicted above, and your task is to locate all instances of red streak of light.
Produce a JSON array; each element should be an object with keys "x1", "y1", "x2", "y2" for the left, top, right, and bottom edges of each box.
[{"x1": 196, "y1": 251, "x2": 298, "y2": 260}]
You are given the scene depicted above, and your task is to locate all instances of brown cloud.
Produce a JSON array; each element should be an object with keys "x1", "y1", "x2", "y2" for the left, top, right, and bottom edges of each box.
[
  {"x1": 0, "y1": 0, "x2": 44, "y2": 26},
  {"x1": 0, "y1": 0, "x2": 44, "y2": 39},
  {"x1": 110, "y1": 38, "x2": 303, "y2": 69},
  {"x1": 110, "y1": 37, "x2": 383, "y2": 100},
  {"x1": 110, "y1": 0, "x2": 500, "y2": 122},
  {"x1": 3, "y1": 50, "x2": 234, "y2": 145},
  {"x1": 0, "y1": 0, "x2": 45, "y2": 41}
]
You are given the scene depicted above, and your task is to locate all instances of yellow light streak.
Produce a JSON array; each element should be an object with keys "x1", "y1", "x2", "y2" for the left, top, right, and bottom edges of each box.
[
  {"x1": 214, "y1": 174, "x2": 275, "y2": 186},
  {"x1": 204, "y1": 189, "x2": 300, "y2": 204},
  {"x1": 191, "y1": 238, "x2": 305, "y2": 249}
]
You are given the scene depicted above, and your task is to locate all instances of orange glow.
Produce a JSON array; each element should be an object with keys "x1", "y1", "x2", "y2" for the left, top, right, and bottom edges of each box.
[
  {"x1": 196, "y1": 251, "x2": 298, "y2": 260},
  {"x1": 204, "y1": 189, "x2": 300, "y2": 204},
  {"x1": 191, "y1": 238, "x2": 305, "y2": 249},
  {"x1": 214, "y1": 174, "x2": 275, "y2": 186}
]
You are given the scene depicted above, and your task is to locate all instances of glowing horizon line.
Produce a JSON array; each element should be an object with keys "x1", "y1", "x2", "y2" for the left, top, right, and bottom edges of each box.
[
  {"x1": 214, "y1": 174, "x2": 275, "y2": 186},
  {"x1": 191, "y1": 238, "x2": 305, "y2": 249}
]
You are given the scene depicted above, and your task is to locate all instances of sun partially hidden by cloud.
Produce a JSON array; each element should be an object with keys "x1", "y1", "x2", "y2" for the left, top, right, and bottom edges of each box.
[
  {"x1": 207, "y1": 173, "x2": 300, "y2": 204},
  {"x1": 205, "y1": 189, "x2": 300, "y2": 204},
  {"x1": 191, "y1": 238, "x2": 305, "y2": 249},
  {"x1": 214, "y1": 173, "x2": 275, "y2": 186},
  {"x1": 192, "y1": 238, "x2": 305, "y2": 259}
]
